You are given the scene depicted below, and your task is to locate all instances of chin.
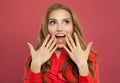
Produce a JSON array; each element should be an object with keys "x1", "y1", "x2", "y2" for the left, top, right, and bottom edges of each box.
[{"x1": 57, "y1": 44, "x2": 64, "y2": 49}]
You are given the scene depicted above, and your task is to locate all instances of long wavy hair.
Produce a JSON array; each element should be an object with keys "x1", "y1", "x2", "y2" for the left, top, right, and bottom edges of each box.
[{"x1": 27, "y1": 3, "x2": 98, "y2": 83}]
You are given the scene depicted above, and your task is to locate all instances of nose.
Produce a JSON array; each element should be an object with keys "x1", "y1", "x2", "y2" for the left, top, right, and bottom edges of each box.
[{"x1": 57, "y1": 24, "x2": 63, "y2": 31}]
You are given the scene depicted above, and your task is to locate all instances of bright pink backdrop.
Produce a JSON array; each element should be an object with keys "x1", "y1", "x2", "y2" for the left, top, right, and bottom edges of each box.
[{"x1": 0, "y1": 0, "x2": 120, "y2": 83}]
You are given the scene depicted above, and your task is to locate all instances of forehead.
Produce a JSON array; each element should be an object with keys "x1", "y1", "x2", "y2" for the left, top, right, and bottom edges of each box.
[{"x1": 49, "y1": 9, "x2": 72, "y2": 19}]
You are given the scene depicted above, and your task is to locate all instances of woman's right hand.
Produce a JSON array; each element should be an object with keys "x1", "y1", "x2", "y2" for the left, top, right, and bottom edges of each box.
[{"x1": 27, "y1": 34, "x2": 57, "y2": 73}]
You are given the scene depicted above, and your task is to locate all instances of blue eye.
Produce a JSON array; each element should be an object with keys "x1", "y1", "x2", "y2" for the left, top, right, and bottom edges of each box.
[
  {"x1": 64, "y1": 20, "x2": 70, "y2": 24},
  {"x1": 49, "y1": 20, "x2": 56, "y2": 25}
]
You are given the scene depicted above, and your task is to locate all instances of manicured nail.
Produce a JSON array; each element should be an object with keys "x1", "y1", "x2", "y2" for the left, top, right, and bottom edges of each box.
[
  {"x1": 27, "y1": 42, "x2": 30, "y2": 45},
  {"x1": 90, "y1": 42, "x2": 93, "y2": 45},
  {"x1": 74, "y1": 32, "x2": 76, "y2": 35}
]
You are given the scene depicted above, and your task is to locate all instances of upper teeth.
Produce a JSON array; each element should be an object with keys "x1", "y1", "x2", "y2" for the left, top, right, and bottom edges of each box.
[{"x1": 56, "y1": 34, "x2": 65, "y2": 36}]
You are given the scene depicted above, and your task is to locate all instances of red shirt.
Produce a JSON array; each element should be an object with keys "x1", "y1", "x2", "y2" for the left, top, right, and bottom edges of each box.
[{"x1": 23, "y1": 49, "x2": 99, "y2": 83}]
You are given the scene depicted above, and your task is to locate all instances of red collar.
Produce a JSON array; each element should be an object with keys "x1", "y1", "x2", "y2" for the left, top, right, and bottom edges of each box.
[{"x1": 49, "y1": 49, "x2": 69, "y2": 74}]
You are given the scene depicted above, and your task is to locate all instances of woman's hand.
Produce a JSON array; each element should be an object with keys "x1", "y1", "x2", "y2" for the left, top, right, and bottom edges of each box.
[
  {"x1": 27, "y1": 34, "x2": 57, "y2": 73},
  {"x1": 63, "y1": 33, "x2": 93, "y2": 76}
]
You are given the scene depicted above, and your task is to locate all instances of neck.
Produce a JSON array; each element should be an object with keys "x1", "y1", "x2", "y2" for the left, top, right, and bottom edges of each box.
[{"x1": 55, "y1": 48, "x2": 63, "y2": 58}]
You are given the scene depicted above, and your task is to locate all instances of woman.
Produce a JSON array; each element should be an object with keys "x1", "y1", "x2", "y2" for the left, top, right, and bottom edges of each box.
[{"x1": 23, "y1": 3, "x2": 99, "y2": 83}]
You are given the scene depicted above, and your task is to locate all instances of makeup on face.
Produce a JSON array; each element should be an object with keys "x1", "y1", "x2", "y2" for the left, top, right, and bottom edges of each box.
[{"x1": 48, "y1": 9, "x2": 73, "y2": 48}]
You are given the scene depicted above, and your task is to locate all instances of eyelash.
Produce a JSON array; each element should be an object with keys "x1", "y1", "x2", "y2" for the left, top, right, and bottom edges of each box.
[
  {"x1": 49, "y1": 20, "x2": 70, "y2": 25},
  {"x1": 49, "y1": 21, "x2": 56, "y2": 25},
  {"x1": 64, "y1": 20, "x2": 70, "y2": 24}
]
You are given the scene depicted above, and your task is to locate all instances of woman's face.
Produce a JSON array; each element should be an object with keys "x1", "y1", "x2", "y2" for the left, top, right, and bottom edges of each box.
[{"x1": 48, "y1": 9, "x2": 73, "y2": 48}]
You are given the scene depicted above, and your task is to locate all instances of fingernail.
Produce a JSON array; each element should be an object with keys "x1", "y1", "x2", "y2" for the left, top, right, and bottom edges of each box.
[
  {"x1": 47, "y1": 34, "x2": 50, "y2": 37},
  {"x1": 54, "y1": 38, "x2": 57, "y2": 42},
  {"x1": 74, "y1": 32, "x2": 76, "y2": 35},
  {"x1": 67, "y1": 33, "x2": 70, "y2": 37},
  {"x1": 65, "y1": 36, "x2": 67, "y2": 40},
  {"x1": 90, "y1": 42, "x2": 93, "y2": 44},
  {"x1": 27, "y1": 42, "x2": 29, "y2": 45},
  {"x1": 52, "y1": 36, "x2": 54, "y2": 39},
  {"x1": 27, "y1": 42, "x2": 30, "y2": 46},
  {"x1": 74, "y1": 32, "x2": 75, "y2": 34}
]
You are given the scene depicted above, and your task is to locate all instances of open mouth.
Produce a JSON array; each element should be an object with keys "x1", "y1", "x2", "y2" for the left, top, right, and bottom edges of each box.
[
  {"x1": 55, "y1": 33, "x2": 66, "y2": 38},
  {"x1": 55, "y1": 33, "x2": 66, "y2": 44}
]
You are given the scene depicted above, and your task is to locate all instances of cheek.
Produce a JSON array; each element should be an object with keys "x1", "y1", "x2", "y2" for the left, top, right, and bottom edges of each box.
[
  {"x1": 48, "y1": 27, "x2": 56, "y2": 36},
  {"x1": 65, "y1": 26, "x2": 73, "y2": 35}
]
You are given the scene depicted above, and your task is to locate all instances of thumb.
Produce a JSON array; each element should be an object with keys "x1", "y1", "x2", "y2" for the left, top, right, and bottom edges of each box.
[
  {"x1": 27, "y1": 42, "x2": 35, "y2": 56},
  {"x1": 86, "y1": 42, "x2": 93, "y2": 54}
]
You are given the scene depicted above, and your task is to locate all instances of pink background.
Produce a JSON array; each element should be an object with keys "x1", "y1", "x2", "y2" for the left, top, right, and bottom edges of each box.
[{"x1": 0, "y1": 0, "x2": 120, "y2": 83}]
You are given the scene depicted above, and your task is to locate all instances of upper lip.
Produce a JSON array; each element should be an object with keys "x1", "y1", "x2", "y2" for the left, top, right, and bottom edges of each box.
[{"x1": 55, "y1": 33, "x2": 66, "y2": 37}]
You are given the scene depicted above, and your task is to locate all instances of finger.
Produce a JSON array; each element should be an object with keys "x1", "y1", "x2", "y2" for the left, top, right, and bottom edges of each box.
[
  {"x1": 74, "y1": 32, "x2": 80, "y2": 47},
  {"x1": 65, "y1": 37, "x2": 73, "y2": 51},
  {"x1": 46, "y1": 36, "x2": 55, "y2": 48},
  {"x1": 67, "y1": 34, "x2": 76, "y2": 48},
  {"x1": 27, "y1": 42, "x2": 35, "y2": 57},
  {"x1": 63, "y1": 45, "x2": 74, "y2": 59},
  {"x1": 49, "y1": 45, "x2": 57, "y2": 56},
  {"x1": 48, "y1": 38, "x2": 56, "y2": 51},
  {"x1": 63, "y1": 45, "x2": 71, "y2": 55},
  {"x1": 86, "y1": 42, "x2": 93, "y2": 54},
  {"x1": 42, "y1": 34, "x2": 50, "y2": 47}
]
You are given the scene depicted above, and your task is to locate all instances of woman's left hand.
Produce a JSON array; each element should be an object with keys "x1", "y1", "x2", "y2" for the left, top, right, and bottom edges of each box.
[{"x1": 63, "y1": 33, "x2": 93, "y2": 75}]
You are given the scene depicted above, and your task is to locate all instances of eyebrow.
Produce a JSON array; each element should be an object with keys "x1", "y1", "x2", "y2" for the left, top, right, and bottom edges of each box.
[
  {"x1": 49, "y1": 18, "x2": 72, "y2": 21},
  {"x1": 48, "y1": 18, "x2": 56, "y2": 21}
]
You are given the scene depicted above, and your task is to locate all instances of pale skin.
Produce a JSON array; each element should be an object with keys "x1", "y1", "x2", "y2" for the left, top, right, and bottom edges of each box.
[{"x1": 27, "y1": 9, "x2": 93, "y2": 76}]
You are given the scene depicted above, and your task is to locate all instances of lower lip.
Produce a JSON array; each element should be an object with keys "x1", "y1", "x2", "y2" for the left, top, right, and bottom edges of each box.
[{"x1": 56, "y1": 37, "x2": 65, "y2": 44}]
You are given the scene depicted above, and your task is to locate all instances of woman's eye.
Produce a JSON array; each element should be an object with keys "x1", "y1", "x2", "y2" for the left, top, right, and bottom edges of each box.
[
  {"x1": 49, "y1": 20, "x2": 56, "y2": 25},
  {"x1": 64, "y1": 20, "x2": 70, "y2": 24}
]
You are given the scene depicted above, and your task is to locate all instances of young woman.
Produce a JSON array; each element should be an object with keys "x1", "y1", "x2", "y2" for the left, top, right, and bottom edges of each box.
[{"x1": 23, "y1": 3, "x2": 99, "y2": 83}]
